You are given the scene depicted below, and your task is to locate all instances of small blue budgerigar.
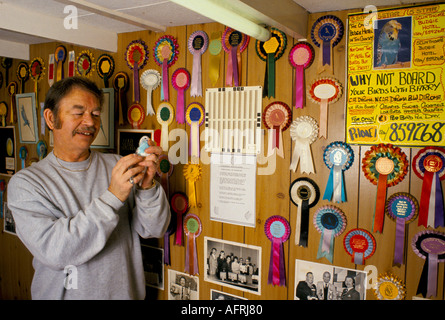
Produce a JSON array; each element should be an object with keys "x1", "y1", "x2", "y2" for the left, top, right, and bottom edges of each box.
[
  {"x1": 136, "y1": 135, "x2": 151, "y2": 157},
  {"x1": 376, "y1": 20, "x2": 402, "y2": 67}
]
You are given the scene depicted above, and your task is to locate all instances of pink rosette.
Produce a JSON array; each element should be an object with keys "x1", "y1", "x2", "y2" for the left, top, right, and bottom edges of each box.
[
  {"x1": 188, "y1": 30, "x2": 209, "y2": 97},
  {"x1": 172, "y1": 68, "x2": 190, "y2": 124},
  {"x1": 289, "y1": 42, "x2": 314, "y2": 109},
  {"x1": 264, "y1": 215, "x2": 290, "y2": 286},
  {"x1": 222, "y1": 27, "x2": 249, "y2": 86}
]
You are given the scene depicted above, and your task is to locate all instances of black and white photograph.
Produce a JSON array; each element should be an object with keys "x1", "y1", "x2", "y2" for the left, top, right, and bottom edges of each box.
[
  {"x1": 204, "y1": 236, "x2": 261, "y2": 295},
  {"x1": 168, "y1": 269, "x2": 199, "y2": 300},
  {"x1": 141, "y1": 245, "x2": 164, "y2": 290},
  {"x1": 210, "y1": 289, "x2": 247, "y2": 300},
  {"x1": 3, "y1": 202, "x2": 16, "y2": 235},
  {"x1": 294, "y1": 259, "x2": 367, "y2": 300}
]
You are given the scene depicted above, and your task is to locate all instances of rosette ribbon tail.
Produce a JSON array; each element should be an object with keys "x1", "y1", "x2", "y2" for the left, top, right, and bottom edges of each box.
[
  {"x1": 188, "y1": 180, "x2": 197, "y2": 208},
  {"x1": 434, "y1": 173, "x2": 444, "y2": 227},
  {"x1": 393, "y1": 218, "x2": 405, "y2": 266},
  {"x1": 296, "y1": 200, "x2": 309, "y2": 247},
  {"x1": 133, "y1": 61, "x2": 140, "y2": 102},
  {"x1": 268, "y1": 238, "x2": 285, "y2": 286},
  {"x1": 175, "y1": 213, "x2": 183, "y2": 246},
  {"x1": 317, "y1": 229, "x2": 334, "y2": 263},
  {"x1": 417, "y1": 254, "x2": 438, "y2": 298},
  {"x1": 226, "y1": 48, "x2": 234, "y2": 86},
  {"x1": 323, "y1": 166, "x2": 346, "y2": 203},
  {"x1": 162, "y1": 58, "x2": 169, "y2": 101},
  {"x1": 353, "y1": 252, "x2": 364, "y2": 265},
  {"x1": 185, "y1": 235, "x2": 199, "y2": 275},
  {"x1": 290, "y1": 141, "x2": 314, "y2": 173},
  {"x1": 176, "y1": 90, "x2": 185, "y2": 124},
  {"x1": 266, "y1": 53, "x2": 275, "y2": 98},
  {"x1": 191, "y1": 53, "x2": 201, "y2": 97},
  {"x1": 146, "y1": 86, "x2": 155, "y2": 116},
  {"x1": 419, "y1": 171, "x2": 433, "y2": 227},
  {"x1": 373, "y1": 173, "x2": 388, "y2": 233},
  {"x1": 295, "y1": 65, "x2": 304, "y2": 109},
  {"x1": 190, "y1": 122, "x2": 200, "y2": 160},
  {"x1": 164, "y1": 232, "x2": 171, "y2": 265},
  {"x1": 319, "y1": 99, "x2": 328, "y2": 138}
]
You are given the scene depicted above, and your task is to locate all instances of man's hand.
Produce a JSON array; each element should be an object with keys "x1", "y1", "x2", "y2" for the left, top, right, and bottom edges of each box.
[{"x1": 137, "y1": 139, "x2": 162, "y2": 189}]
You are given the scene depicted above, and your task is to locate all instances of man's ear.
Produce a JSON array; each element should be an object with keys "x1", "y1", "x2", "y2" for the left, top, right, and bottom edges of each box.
[{"x1": 43, "y1": 108, "x2": 55, "y2": 130}]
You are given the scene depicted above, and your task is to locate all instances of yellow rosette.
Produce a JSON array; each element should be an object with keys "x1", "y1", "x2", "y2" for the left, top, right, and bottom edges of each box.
[
  {"x1": 183, "y1": 163, "x2": 202, "y2": 208},
  {"x1": 373, "y1": 273, "x2": 406, "y2": 300}
]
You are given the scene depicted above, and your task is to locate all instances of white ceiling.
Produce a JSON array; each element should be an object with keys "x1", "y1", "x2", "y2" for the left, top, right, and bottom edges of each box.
[{"x1": 0, "y1": 0, "x2": 439, "y2": 60}]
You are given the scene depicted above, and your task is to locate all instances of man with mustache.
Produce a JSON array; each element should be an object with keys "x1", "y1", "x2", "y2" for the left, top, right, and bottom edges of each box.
[{"x1": 7, "y1": 76, "x2": 170, "y2": 299}]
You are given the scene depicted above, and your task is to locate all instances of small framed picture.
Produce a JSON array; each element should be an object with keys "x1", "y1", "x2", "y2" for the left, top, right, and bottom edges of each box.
[
  {"x1": 168, "y1": 269, "x2": 199, "y2": 300},
  {"x1": 0, "y1": 126, "x2": 16, "y2": 175},
  {"x1": 91, "y1": 88, "x2": 114, "y2": 149},
  {"x1": 117, "y1": 129, "x2": 154, "y2": 156},
  {"x1": 3, "y1": 202, "x2": 16, "y2": 235},
  {"x1": 141, "y1": 245, "x2": 164, "y2": 290},
  {"x1": 204, "y1": 236, "x2": 262, "y2": 295},
  {"x1": 16, "y1": 93, "x2": 38, "y2": 144}
]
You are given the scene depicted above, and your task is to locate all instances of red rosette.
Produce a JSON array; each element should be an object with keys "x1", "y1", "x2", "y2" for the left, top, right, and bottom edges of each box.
[
  {"x1": 264, "y1": 215, "x2": 291, "y2": 242},
  {"x1": 343, "y1": 228, "x2": 376, "y2": 265},
  {"x1": 308, "y1": 77, "x2": 342, "y2": 104},
  {"x1": 289, "y1": 41, "x2": 315, "y2": 69},
  {"x1": 172, "y1": 68, "x2": 191, "y2": 91},
  {"x1": 412, "y1": 146, "x2": 445, "y2": 180},
  {"x1": 127, "y1": 103, "x2": 145, "y2": 129},
  {"x1": 171, "y1": 192, "x2": 189, "y2": 246},
  {"x1": 125, "y1": 40, "x2": 149, "y2": 70},
  {"x1": 262, "y1": 101, "x2": 292, "y2": 131}
]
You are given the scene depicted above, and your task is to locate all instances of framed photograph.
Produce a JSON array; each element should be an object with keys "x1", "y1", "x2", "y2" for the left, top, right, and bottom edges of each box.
[
  {"x1": 141, "y1": 244, "x2": 164, "y2": 290},
  {"x1": 0, "y1": 126, "x2": 16, "y2": 175},
  {"x1": 168, "y1": 269, "x2": 199, "y2": 300},
  {"x1": 91, "y1": 88, "x2": 114, "y2": 149},
  {"x1": 3, "y1": 202, "x2": 16, "y2": 235},
  {"x1": 117, "y1": 129, "x2": 154, "y2": 156},
  {"x1": 16, "y1": 93, "x2": 38, "y2": 144},
  {"x1": 210, "y1": 289, "x2": 247, "y2": 300},
  {"x1": 294, "y1": 259, "x2": 367, "y2": 300},
  {"x1": 204, "y1": 236, "x2": 261, "y2": 295}
]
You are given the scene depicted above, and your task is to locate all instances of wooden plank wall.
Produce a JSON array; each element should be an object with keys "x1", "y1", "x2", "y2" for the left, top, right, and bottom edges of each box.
[{"x1": 0, "y1": 6, "x2": 444, "y2": 300}]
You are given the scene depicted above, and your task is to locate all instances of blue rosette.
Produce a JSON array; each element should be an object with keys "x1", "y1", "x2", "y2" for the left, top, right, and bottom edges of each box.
[
  {"x1": 322, "y1": 141, "x2": 354, "y2": 203},
  {"x1": 314, "y1": 205, "x2": 346, "y2": 263}
]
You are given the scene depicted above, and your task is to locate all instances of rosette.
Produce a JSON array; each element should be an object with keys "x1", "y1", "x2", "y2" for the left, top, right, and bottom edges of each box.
[
  {"x1": 208, "y1": 31, "x2": 222, "y2": 86},
  {"x1": 16, "y1": 62, "x2": 29, "y2": 94},
  {"x1": 262, "y1": 101, "x2": 292, "y2": 158},
  {"x1": 186, "y1": 102, "x2": 205, "y2": 162},
  {"x1": 157, "y1": 154, "x2": 173, "y2": 198},
  {"x1": 113, "y1": 72, "x2": 129, "y2": 125},
  {"x1": 412, "y1": 230, "x2": 445, "y2": 298},
  {"x1": 412, "y1": 147, "x2": 445, "y2": 228},
  {"x1": 127, "y1": 103, "x2": 145, "y2": 129},
  {"x1": 172, "y1": 68, "x2": 190, "y2": 124},
  {"x1": 6, "y1": 82, "x2": 17, "y2": 125},
  {"x1": 386, "y1": 192, "x2": 418, "y2": 266},
  {"x1": 184, "y1": 213, "x2": 202, "y2": 275},
  {"x1": 322, "y1": 141, "x2": 354, "y2": 203},
  {"x1": 289, "y1": 42, "x2": 315, "y2": 109},
  {"x1": 171, "y1": 192, "x2": 189, "y2": 246},
  {"x1": 290, "y1": 177, "x2": 320, "y2": 247},
  {"x1": 222, "y1": 27, "x2": 249, "y2": 87},
  {"x1": 308, "y1": 77, "x2": 342, "y2": 139},
  {"x1": 96, "y1": 53, "x2": 115, "y2": 88},
  {"x1": 37, "y1": 140, "x2": 47, "y2": 161},
  {"x1": 188, "y1": 30, "x2": 209, "y2": 97},
  {"x1": 314, "y1": 205, "x2": 346, "y2": 263},
  {"x1": 343, "y1": 228, "x2": 376, "y2": 265},
  {"x1": 54, "y1": 45, "x2": 67, "y2": 81},
  {"x1": 183, "y1": 163, "x2": 202, "y2": 208},
  {"x1": 19, "y1": 146, "x2": 27, "y2": 169},
  {"x1": 125, "y1": 40, "x2": 149, "y2": 103},
  {"x1": 29, "y1": 57, "x2": 45, "y2": 108},
  {"x1": 289, "y1": 116, "x2": 318, "y2": 173},
  {"x1": 141, "y1": 69, "x2": 161, "y2": 116},
  {"x1": 256, "y1": 28, "x2": 287, "y2": 98},
  {"x1": 156, "y1": 102, "x2": 174, "y2": 152},
  {"x1": 373, "y1": 273, "x2": 406, "y2": 300},
  {"x1": 362, "y1": 144, "x2": 408, "y2": 233},
  {"x1": 310, "y1": 15, "x2": 344, "y2": 74},
  {"x1": 265, "y1": 215, "x2": 290, "y2": 286},
  {"x1": 76, "y1": 50, "x2": 95, "y2": 78},
  {"x1": 153, "y1": 35, "x2": 179, "y2": 101}
]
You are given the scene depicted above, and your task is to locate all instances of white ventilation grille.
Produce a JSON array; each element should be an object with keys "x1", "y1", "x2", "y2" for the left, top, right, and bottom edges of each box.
[{"x1": 205, "y1": 86, "x2": 263, "y2": 155}]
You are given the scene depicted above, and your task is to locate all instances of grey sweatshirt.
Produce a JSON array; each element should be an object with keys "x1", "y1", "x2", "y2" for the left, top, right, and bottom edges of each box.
[{"x1": 7, "y1": 151, "x2": 170, "y2": 300}]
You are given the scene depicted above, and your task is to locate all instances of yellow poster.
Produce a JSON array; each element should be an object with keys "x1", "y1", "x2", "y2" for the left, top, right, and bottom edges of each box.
[{"x1": 346, "y1": 3, "x2": 445, "y2": 146}]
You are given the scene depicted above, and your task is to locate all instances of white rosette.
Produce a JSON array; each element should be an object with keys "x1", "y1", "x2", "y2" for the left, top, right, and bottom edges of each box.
[
  {"x1": 289, "y1": 116, "x2": 318, "y2": 173},
  {"x1": 141, "y1": 69, "x2": 161, "y2": 116}
]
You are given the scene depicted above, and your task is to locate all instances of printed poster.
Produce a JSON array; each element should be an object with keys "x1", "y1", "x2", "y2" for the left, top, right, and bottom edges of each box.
[{"x1": 346, "y1": 3, "x2": 445, "y2": 146}]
